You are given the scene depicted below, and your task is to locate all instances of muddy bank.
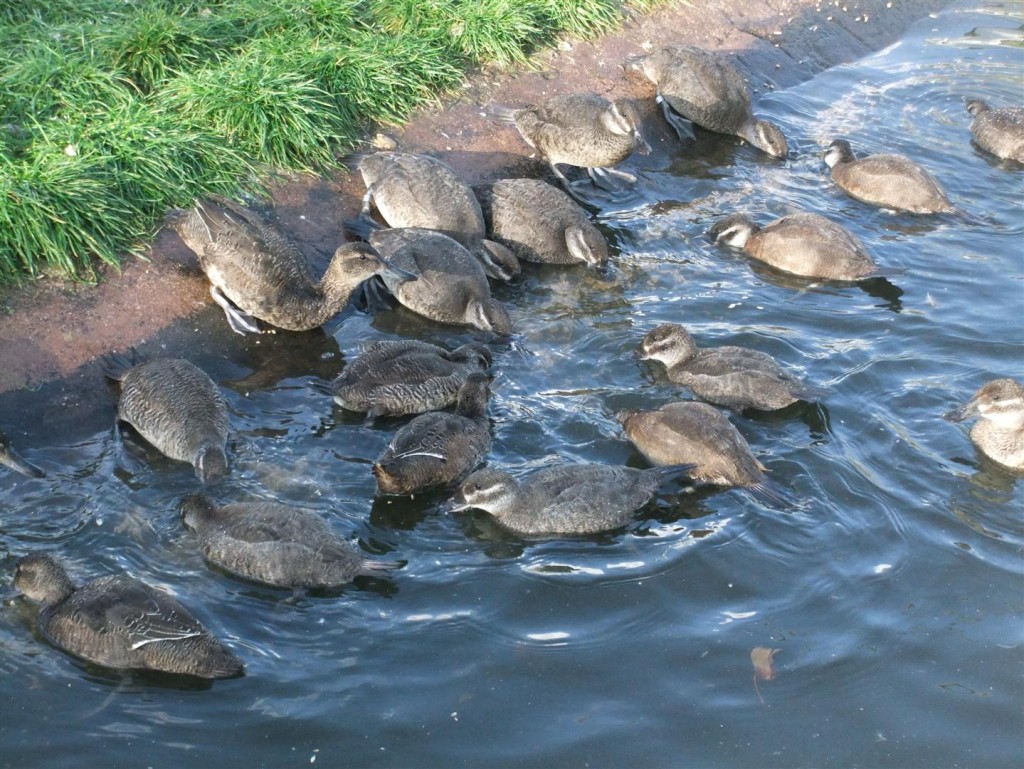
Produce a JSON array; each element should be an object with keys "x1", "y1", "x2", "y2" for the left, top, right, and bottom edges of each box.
[{"x1": 0, "y1": 0, "x2": 950, "y2": 443}]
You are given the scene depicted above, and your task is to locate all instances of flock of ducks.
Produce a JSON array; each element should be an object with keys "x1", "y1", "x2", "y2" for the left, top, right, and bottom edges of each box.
[{"x1": 4, "y1": 44, "x2": 1023, "y2": 680}]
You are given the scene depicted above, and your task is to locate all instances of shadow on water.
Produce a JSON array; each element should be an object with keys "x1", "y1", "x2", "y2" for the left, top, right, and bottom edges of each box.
[
  {"x1": 741, "y1": 400, "x2": 833, "y2": 441},
  {"x1": 369, "y1": 486, "x2": 453, "y2": 531},
  {"x1": 218, "y1": 328, "x2": 344, "y2": 394},
  {"x1": 948, "y1": 455, "x2": 1023, "y2": 543}
]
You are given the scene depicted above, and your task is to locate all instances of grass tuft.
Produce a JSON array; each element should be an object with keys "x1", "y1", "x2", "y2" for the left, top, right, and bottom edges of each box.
[
  {"x1": 370, "y1": 0, "x2": 542, "y2": 67},
  {"x1": 162, "y1": 49, "x2": 346, "y2": 172},
  {"x1": 94, "y1": 7, "x2": 211, "y2": 94},
  {"x1": 0, "y1": 149, "x2": 139, "y2": 282},
  {"x1": 536, "y1": 0, "x2": 622, "y2": 40},
  {"x1": 311, "y1": 31, "x2": 464, "y2": 126}
]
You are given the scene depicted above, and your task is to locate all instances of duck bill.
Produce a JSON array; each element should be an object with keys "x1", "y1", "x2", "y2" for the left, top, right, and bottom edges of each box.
[
  {"x1": 634, "y1": 131, "x2": 652, "y2": 155},
  {"x1": 943, "y1": 398, "x2": 979, "y2": 423},
  {"x1": 440, "y1": 498, "x2": 472, "y2": 514}
]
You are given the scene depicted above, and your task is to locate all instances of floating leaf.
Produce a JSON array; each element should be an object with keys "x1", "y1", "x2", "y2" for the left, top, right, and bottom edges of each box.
[{"x1": 751, "y1": 646, "x2": 780, "y2": 704}]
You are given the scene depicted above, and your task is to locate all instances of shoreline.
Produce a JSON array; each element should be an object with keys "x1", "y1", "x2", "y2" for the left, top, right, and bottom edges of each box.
[{"x1": 0, "y1": 0, "x2": 950, "y2": 443}]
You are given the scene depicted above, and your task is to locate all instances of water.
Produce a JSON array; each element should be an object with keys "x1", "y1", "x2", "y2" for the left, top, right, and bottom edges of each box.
[{"x1": 2, "y1": 4, "x2": 1022, "y2": 767}]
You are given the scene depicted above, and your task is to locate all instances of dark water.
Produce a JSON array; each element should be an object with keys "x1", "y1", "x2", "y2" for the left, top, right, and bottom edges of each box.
[{"x1": 2, "y1": 4, "x2": 1022, "y2": 767}]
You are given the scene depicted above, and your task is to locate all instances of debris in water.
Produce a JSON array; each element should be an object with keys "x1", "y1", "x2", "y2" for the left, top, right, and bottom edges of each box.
[{"x1": 751, "y1": 646, "x2": 780, "y2": 704}]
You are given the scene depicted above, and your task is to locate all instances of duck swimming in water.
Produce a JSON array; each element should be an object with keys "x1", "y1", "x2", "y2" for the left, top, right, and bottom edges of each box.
[
  {"x1": 332, "y1": 339, "x2": 492, "y2": 417},
  {"x1": 13, "y1": 552, "x2": 243, "y2": 679},
  {"x1": 102, "y1": 354, "x2": 229, "y2": 483},
  {"x1": 354, "y1": 225, "x2": 513, "y2": 335},
  {"x1": 168, "y1": 196, "x2": 413, "y2": 334},
  {"x1": 451, "y1": 461, "x2": 693, "y2": 537},
  {"x1": 708, "y1": 211, "x2": 882, "y2": 280},
  {"x1": 180, "y1": 494, "x2": 399, "y2": 589},
  {"x1": 482, "y1": 178, "x2": 610, "y2": 270},
  {"x1": 639, "y1": 323, "x2": 827, "y2": 412},
  {"x1": 374, "y1": 372, "x2": 492, "y2": 495},
  {"x1": 965, "y1": 99, "x2": 1024, "y2": 164},
  {"x1": 618, "y1": 401, "x2": 793, "y2": 508},
  {"x1": 944, "y1": 378, "x2": 1024, "y2": 472},
  {"x1": 624, "y1": 45, "x2": 788, "y2": 158},
  {"x1": 0, "y1": 434, "x2": 45, "y2": 478},
  {"x1": 492, "y1": 92, "x2": 651, "y2": 199},
  {"x1": 356, "y1": 152, "x2": 520, "y2": 281},
  {"x1": 823, "y1": 139, "x2": 954, "y2": 214}
]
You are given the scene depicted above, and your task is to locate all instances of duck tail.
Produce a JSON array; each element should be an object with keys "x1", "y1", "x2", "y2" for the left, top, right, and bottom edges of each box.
[
  {"x1": 488, "y1": 105, "x2": 520, "y2": 125},
  {"x1": 742, "y1": 480, "x2": 800, "y2": 511},
  {"x1": 204, "y1": 646, "x2": 245, "y2": 679},
  {"x1": 868, "y1": 266, "x2": 907, "y2": 279},
  {"x1": 338, "y1": 150, "x2": 370, "y2": 172},
  {"x1": 358, "y1": 558, "x2": 404, "y2": 576},
  {"x1": 653, "y1": 463, "x2": 697, "y2": 486},
  {"x1": 343, "y1": 215, "x2": 382, "y2": 243},
  {"x1": 100, "y1": 350, "x2": 142, "y2": 382},
  {"x1": 164, "y1": 205, "x2": 192, "y2": 230},
  {"x1": 793, "y1": 381, "x2": 830, "y2": 403},
  {"x1": 949, "y1": 205, "x2": 984, "y2": 226}
]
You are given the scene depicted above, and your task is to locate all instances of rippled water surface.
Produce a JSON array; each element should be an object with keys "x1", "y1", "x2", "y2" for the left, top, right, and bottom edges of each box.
[{"x1": 2, "y1": 4, "x2": 1022, "y2": 767}]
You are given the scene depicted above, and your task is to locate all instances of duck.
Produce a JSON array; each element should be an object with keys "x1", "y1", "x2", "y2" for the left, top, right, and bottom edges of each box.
[
  {"x1": 482, "y1": 178, "x2": 610, "y2": 270},
  {"x1": 450, "y1": 462, "x2": 693, "y2": 537},
  {"x1": 374, "y1": 372, "x2": 492, "y2": 495},
  {"x1": 102, "y1": 354, "x2": 229, "y2": 483},
  {"x1": 331, "y1": 339, "x2": 492, "y2": 417},
  {"x1": 944, "y1": 378, "x2": 1024, "y2": 471},
  {"x1": 492, "y1": 92, "x2": 651, "y2": 198},
  {"x1": 0, "y1": 434, "x2": 45, "y2": 478},
  {"x1": 639, "y1": 323, "x2": 827, "y2": 412},
  {"x1": 180, "y1": 494, "x2": 399, "y2": 589},
  {"x1": 965, "y1": 99, "x2": 1024, "y2": 163},
  {"x1": 624, "y1": 45, "x2": 788, "y2": 158},
  {"x1": 355, "y1": 226, "x2": 513, "y2": 335},
  {"x1": 708, "y1": 211, "x2": 882, "y2": 280},
  {"x1": 167, "y1": 195, "x2": 414, "y2": 334},
  {"x1": 618, "y1": 401, "x2": 793, "y2": 508},
  {"x1": 13, "y1": 552, "x2": 243, "y2": 679},
  {"x1": 355, "y1": 152, "x2": 520, "y2": 281},
  {"x1": 823, "y1": 139, "x2": 954, "y2": 214}
]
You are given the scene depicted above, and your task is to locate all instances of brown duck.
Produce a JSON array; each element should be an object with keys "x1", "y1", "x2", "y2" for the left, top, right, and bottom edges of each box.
[
  {"x1": 14, "y1": 552, "x2": 243, "y2": 679},
  {"x1": 168, "y1": 196, "x2": 413, "y2": 333},
  {"x1": 356, "y1": 152, "x2": 520, "y2": 281}
]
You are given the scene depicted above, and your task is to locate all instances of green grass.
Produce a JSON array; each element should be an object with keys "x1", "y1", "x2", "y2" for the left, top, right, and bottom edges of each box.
[{"x1": 0, "y1": 0, "x2": 664, "y2": 285}]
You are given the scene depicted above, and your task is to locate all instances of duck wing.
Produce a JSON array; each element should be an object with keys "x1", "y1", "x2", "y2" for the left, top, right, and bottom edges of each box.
[
  {"x1": 381, "y1": 414, "x2": 489, "y2": 465},
  {"x1": 657, "y1": 47, "x2": 751, "y2": 130},
  {"x1": 41, "y1": 577, "x2": 207, "y2": 660},
  {"x1": 684, "y1": 347, "x2": 785, "y2": 378},
  {"x1": 215, "y1": 505, "x2": 336, "y2": 549},
  {"x1": 371, "y1": 156, "x2": 485, "y2": 237}
]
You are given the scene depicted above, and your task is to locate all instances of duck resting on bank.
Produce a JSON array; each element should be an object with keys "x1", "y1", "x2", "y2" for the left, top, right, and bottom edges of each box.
[
  {"x1": 492, "y1": 92, "x2": 651, "y2": 202},
  {"x1": 168, "y1": 196, "x2": 415, "y2": 334},
  {"x1": 624, "y1": 45, "x2": 788, "y2": 158}
]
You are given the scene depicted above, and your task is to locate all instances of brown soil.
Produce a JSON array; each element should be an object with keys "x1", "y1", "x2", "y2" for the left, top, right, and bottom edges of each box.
[{"x1": 0, "y1": 0, "x2": 949, "y2": 441}]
